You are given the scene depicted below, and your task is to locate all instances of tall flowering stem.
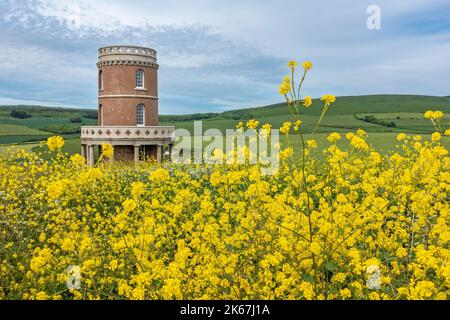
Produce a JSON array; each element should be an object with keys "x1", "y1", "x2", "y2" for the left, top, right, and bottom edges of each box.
[{"x1": 277, "y1": 60, "x2": 337, "y2": 296}]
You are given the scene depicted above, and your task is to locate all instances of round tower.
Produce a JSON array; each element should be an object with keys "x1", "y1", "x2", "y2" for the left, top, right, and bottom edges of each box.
[
  {"x1": 97, "y1": 45, "x2": 159, "y2": 126},
  {"x1": 80, "y1": 45, "x2": 174, "y2": 165}
]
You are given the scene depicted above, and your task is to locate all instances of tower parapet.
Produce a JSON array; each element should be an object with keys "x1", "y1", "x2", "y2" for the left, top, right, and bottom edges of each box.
[{"x1": 97, "y1": 45, "x2": 158, "y2": 68}]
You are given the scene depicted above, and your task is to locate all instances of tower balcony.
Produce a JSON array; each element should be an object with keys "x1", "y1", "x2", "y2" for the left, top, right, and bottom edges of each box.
[
  {"x1": 80, "y1": 125, "x2": 175, "y2": 144},
  {"x1": 80, "y1": 126, "x2": 175, "y2": 165}
]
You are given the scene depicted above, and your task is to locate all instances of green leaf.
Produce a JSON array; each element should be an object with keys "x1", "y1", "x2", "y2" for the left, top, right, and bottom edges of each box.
[
  {"x1": 303, "y1": 273, "x2": 315, "y2": 283},
  {"x1": 324, "y1": 262, "x2": 339, "y2": 273}
]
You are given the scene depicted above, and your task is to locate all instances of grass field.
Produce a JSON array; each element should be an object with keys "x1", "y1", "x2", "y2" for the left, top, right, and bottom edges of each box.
[
  {"x1": 0, "y1": 105, "x2": 97, "y2": 145},
  {"x1": 0, "y1": 142, "x2": 41, "y2": 154},
  {"x1": 1, "y1": 94, "x2": 449, "y2": 156},
  {"x1": 0, "y1": 124, "x2": 50, "y2": 136}
]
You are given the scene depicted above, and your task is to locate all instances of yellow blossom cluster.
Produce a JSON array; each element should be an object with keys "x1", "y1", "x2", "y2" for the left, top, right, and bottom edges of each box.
[
  {"x1": 46, "y1": 136, "x2": 65, "y2": 151},
  {"x1": 246, "y1": 119, "x2": 260, "y2": 130},
  {"x1": 278, "y1": 76, "x2": 291, "y2": 96},
  {"x1": 425, "y1": 110, "x2": 445, "y2": 132},
  {"x1": 302, "y1": 61, "x2": 313, "y2": 71},
  {"x1": 101, "y1": 144, "x2": 114, "y2": 159},
  {"x1": 280, "y1": 122, "x2": 292, "y2": 135},
  {"x1": 321, "y1": 94, "x2": 336, "y2": 107},
  {"x1": 0, "y1": 126, "x2": 448, "y2": 300},
  {"x1": 425, "y1": 110, "x2": 444, "y2": 120},
  {"x1": 303, "y1": 96, "x2": 312, "y2": 108}
]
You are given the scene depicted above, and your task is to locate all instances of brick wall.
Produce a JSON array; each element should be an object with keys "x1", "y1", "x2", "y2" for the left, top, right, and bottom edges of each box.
[
  {"x1": 98, "y1": 65, "x2": 158, "y2": 126},
  {"x1": 99, "y1": 97, "x2": 158, "y2": 126}
]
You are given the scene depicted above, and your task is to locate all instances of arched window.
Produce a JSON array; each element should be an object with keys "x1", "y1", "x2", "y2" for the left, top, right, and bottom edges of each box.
[
  {"x1": 136, "y1": 69, "x2": 144, "y2": 88},
  {"x1": 98, "y1": 70, "x2": 103, "y2": 90},
  {"x1": 136, "y1": 104, "x2": 145, "y2": 126},
  {"x1": 99, "y1": 104, "x2": 103, "y2": 126}
]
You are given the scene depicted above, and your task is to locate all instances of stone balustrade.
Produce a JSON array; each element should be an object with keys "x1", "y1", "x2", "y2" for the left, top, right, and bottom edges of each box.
[{"x1": 81, "y1": 126, "x2": 175, "y2": 142}]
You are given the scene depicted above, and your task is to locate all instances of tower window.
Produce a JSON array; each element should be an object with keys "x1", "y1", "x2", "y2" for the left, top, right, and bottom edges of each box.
[
  {"x1": 99, "y1": 70, "x2": 103, "y2": 90},
  {"x1": 99, "y1": 104, "x2": 103, "y2": 126},
  {"x1": 136, "y1": 104, "x2": 145, "y2": 126},
  {"x1": 136, "y1": 69, "x2": 144, "y2": 88}
]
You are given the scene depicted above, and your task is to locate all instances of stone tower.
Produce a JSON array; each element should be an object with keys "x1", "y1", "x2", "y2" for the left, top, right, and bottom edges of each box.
[{"x1": 80, "y1": 45, "x2": 174, "y2": 165}]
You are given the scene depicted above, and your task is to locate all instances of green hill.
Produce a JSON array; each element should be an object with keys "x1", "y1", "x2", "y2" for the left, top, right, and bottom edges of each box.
[
  {"x1": 160, "y1": 94, "x2": 450, "y2": 135},
  {"x1": 0, "y1": 105, "x2": 98, "y2": 144}
]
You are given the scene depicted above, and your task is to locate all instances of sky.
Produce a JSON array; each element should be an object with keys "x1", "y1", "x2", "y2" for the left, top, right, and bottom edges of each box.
[{"x1": 0, "y1": 0, "x2": 449, "y2": 114}]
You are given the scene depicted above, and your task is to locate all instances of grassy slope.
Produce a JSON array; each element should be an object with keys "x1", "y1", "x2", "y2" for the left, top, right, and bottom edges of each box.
[
  {"x1": 0, "y1": 105, "x2": 97, "y2": 144},
  {"x1": 0, "y1": 124, "x2": 50, "y2": 136}
]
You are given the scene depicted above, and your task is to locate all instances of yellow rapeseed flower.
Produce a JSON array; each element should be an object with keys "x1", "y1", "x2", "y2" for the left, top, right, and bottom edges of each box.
[
  {"x1": 246, "y1": 119, "x2": 260, "y2": 129},
  {"x1": 279, "y1": 147, "x2": 293, "y2": 160},
  {"x1": 303, "y1": 96, "x2": 312, "y2": 108},
  {"x1": 327, "y1": 132, "x2": 341, "y2": 143},
  {"x1": 340, "y1": 288, "x2": 352, "y2": 299},
  {"x1": 431, "y1": 132, "x2": 441, "y2": 142},
  {"x1": 47, "y1": 136, "x2": 64, "y2": 151},
  {"x1": 101, "y1": 144, "x2": 114, "y2": 159},
  {"x1": 150, "y1": 168, "x2": 170, "y2": 182},
  {"x1": 321, "y1": 94, "x2": 336, "y2": 107},
  {"x1": 280, "y1": 122, "x2": 291, "y2": 134},
  {"x1": 278, "y1": 82, "x2": 291, "y2": 96},
  {"x1": 70, "y1": 154, "x2": 85, "y2": 166},
  {"x1": 210, "y1": 172, "x2": 221, "y2": 187},
  {"x1": 122, "y1": 198, "x2": 137, "y2": 213},
  {"x1": 302, "y1": 61, "x2": 313, "y2": 71},
  {"x1": 287, "y1": 60, "x2": 297, "y2": 69},
  {"x1": 294, "y1": 120, "x2": 302, "y2": 132},
  {"x1": 425, "y1": 110, "x2": 444, "y2": 120},
  {"x1": 307, "y1": 139, "x2": 318, "y2": 149},
  {"x1": 131, "y1": 181, "x2": 145, "y2": 199}
]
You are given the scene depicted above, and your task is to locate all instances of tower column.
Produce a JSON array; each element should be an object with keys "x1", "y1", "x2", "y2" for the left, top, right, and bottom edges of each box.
[
  {"x1": 156, "y1": 144, "x2": 163, "y2": 163},
  {"x1": 88, "y1": 145, "x2": 95, "y2": 166},
  {"x1": 134, "y1": 145, "x2": 140, "y2": 163},
  {"x1": 86, "y1": 145, "x2": 90, "y2": 165}
]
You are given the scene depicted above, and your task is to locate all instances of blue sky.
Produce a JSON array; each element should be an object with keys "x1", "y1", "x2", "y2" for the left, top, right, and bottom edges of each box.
[{"x1": 0, "y1": 0, "x2": 449, "y2": 114}]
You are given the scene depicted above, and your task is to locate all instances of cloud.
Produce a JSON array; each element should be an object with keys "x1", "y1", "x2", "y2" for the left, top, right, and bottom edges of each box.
[{"x1": 0, "y1": 0, "x2": 449, "y2": 114}]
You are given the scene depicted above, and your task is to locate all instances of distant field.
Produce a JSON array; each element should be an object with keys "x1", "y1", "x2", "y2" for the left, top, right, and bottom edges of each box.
[
  {"x1": 0, "y1": 124, "x2": 50, "y2": 136},
  {"x1": 0, "y1": 116, "x2": 97, "y2": 129},
  {"x1": 0, "y1": 124, "x2": 51, "y2": 144},
  {"x1": 1, "y1": 95, "x2": 449, "y2": 156},
  {"x1": 0, "y1": 105, "x2": 97, "y2": 145}
]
